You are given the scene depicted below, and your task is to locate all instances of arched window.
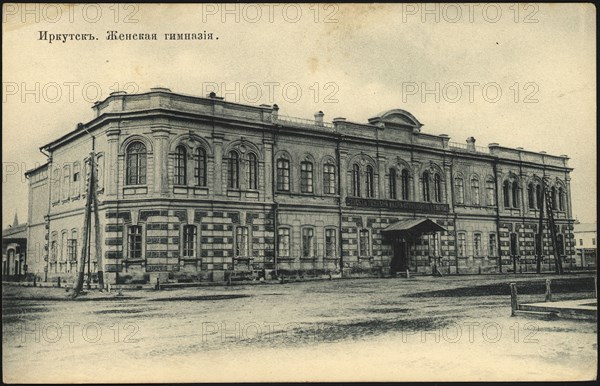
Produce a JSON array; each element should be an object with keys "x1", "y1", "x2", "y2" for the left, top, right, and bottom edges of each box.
[
  {"x1": 511, "y1": 181, "x2": 519, "y2": 208},
  {"x1": 389, "y1": 168, "x2": 397, "y2": 199},
  {"x1": 550, "y1": 186, "x2": 557, "y2": 209},
  {"x1": 455, "y1": 177, "x2": 464, "y2": 204},
  {"x1": 558, "y1": 187, "x2": 565, "y2": 211},
  {"x1": 300, "y1": 161, "x2": 313, "y2": 193},
  {"x1": 174, "y1": 145, "x2": 187, "y2": 186},
  {"x1": 366, "y1": 165, "x2": 374, "y2": 198},
  {"x1": 486, "y1": 178, "x2": 495, "y2": 206},
  {"x1": 503, "y1": 180, "x2": 511, "y2": 208},
  {"x1": 195, "y1": 148, "x2": 207, "y2": 187},
  {"x1": 276, "y1": 157, "x2": 290, "y2": 191},
  {"x1": 434, "y1": 173, "x2": 442, "y2": 203},
  {"x1": 126, "y1": 141, "x2": 147, "y2": 185},
  {"x1": 401, "y1": 169, "x2": 410, "y2": 200},
  {"x1": 471, "y1": 177, "x2": 480, "y2": 205},
  {"x1": 422, "y1": 171, "x2": 431, "y2": 202},
  {"x1": 535, "y1": 184, "x2": 542, "y2": 209},
  {"x1": 352, "y1": 164, "x2": 360, "y2": 197},
  {"x1": 323, "y1": 162, "x2": 336, "y2": 194},
  {"x1": 227, "y1": 151, "x2": 239, "y2": 189},
  {"x1": 248, "y1": 153, "x2": 258, "y2": 190},
  {"x1": 72, "y1": 162, "x2": 80, "y2": 197},
  {"x1": 527, "y1": 183, "x2": 535, "y2": 209}
]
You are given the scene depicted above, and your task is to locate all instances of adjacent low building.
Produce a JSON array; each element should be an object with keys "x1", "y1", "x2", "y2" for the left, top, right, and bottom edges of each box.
[
  {"x1": 573, "y1": 222, "x2": 597, "y2": 268},
  {"x1": 24, "y1": 88, "x2": 576, "y2": 284}
]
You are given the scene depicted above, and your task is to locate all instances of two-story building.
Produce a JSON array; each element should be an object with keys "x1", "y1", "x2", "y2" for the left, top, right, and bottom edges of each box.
[{"x1": 25, "y1": 88, "x2": 576, "y2": 284}]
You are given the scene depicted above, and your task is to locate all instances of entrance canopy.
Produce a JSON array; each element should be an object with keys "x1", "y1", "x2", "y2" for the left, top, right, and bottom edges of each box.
[{"x1": 381, "y1": 218, "x2": 447, "y2": 237}]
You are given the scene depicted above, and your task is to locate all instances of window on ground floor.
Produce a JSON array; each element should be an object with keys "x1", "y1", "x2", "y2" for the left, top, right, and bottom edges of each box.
[{"x1": 128, "y1": 225, "x2": 143, "y2": 259}]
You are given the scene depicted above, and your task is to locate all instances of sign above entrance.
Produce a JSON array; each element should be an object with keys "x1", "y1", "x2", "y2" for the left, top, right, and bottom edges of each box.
[{"x1": 346, "y1": 197, "x2": 450, "y2": 213}]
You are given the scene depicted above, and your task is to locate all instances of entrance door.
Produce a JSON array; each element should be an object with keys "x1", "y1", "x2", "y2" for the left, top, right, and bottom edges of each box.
[{"x1": 390, "y1": 238, "x2": 408, "y2": 274}]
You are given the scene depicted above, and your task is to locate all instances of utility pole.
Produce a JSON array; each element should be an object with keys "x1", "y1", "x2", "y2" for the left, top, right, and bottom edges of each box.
[
  {"x1": 73, "y1": 136, "x2": 105, "y2": 296},
  {"x1": 536, "y1": 182, "x2": 544, "y2": 274}
]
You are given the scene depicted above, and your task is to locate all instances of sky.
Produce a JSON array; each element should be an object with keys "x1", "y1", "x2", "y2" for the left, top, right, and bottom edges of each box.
[{"x1": 2, "y1": 3, "x2": 596, "y2": 228}]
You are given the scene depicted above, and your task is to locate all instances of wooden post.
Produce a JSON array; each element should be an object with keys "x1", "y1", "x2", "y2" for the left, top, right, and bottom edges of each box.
[
  {"x1": 545, "y1": 278, "x2": 552, "y2": 302},
  {"x1": 91, "y1": 160, "x2": 104, "y2": 290},
  {"x1": 510, "y1": 282, "x2": 518, "y2": 316},
  {"x1": 74, "y1": 152, "x2": 94, "y2": 297}
]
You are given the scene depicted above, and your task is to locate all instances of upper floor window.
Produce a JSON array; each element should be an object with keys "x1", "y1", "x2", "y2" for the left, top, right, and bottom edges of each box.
[
  {"x1": 227, "y1": 151, "x2": 240, "y2": 189},
  {"x1": 486, "y1": 178, "x2": 495, "y2": 206},
  {"x1": 366, "y1": 165, "x2": 375, "y2": 198},
  {"x1": 68, "y1": 229, "x2": 78, "y2": 262},
  {"x1": 182, "y1": 225, "x2": 197, "y2": 258},
  {"x1": 248, "y1": 153, "x2": 258, "y2": 190},
  {"x1": 401, "y1": 169, "x2": 410, "y2": 200},
  {"x1": 471, "y1": 177, "x2": 480, "y2": 205},
  {"x1": 551, "y1": 186, "x2": 557, "y2": 209},
  {"x1": 323, "y1": 162, "x2": 336, "y2": 194},
  {"x1": 174, "y1": 145, "x2": 187, "y2": 186},
  {"x1": 235, "y1": 226, "x2": 249, "y2": 257},
  {"x1": 527, "y1": 183, "x2": 535, "y2": 209},
  {"x1": 195, "y1": 148, "x2": 207, "y2": 187},
  {"x1": 352, "y1": 164, "x2": 361, "y2": 197},
  {"x1": 503, "y1": 180, "x2": 511, "y2": 208},
  {"x1": 389, "y1": 168, "x2": 397, "y2": 199},
  {"x1": 422, "y1": 171, "x2": 431, "y2": 202},
  {"x1": 455, "y1": 177, "x2": 464, "y2": 204},
  {"x1": 126, "y1": 141, "x2": 147, "y2": 185},
  {"x1": 72, "y1": 163, "x2": 80, "y2": 197},
  {"x1": 300, "y1": 161, "x2": 313, "y2": 193},
  {"x1": 276, "y1": 158, "x2": 290, "y2": 192},
  {"x1": 558, "y1": 187, "x2": 566, "y2": 211},
  {"x1": 535, "y1": 184, "x2": 542, "y2": 209},
  {"x1": 434, "y1": 173, "x2": 442, "y2": 203},
  {"x1": 302, "y1": 227, "x2": 315, "y2": 258},
  {"x1": 62, "y1": 165, "x2": 70, "y2": 200},
  {"x1": 511, "y1": 181, "x2": 519, "y2": 208}
]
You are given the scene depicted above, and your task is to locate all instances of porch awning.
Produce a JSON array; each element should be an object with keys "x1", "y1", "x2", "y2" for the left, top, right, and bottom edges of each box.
[{"x1": 381, "y1": 218, "x2": 447, "y2": 236}]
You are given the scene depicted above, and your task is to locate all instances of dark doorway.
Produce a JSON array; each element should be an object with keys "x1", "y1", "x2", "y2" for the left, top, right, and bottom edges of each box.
[{"x1": 390, "y1": 238, "x2": 409, "y2": 274}]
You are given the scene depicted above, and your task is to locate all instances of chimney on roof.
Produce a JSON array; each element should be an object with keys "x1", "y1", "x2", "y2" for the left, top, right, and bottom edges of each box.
[
  {"x1": 466, "y1": 136, "x2": 476, "y2": 152},
  {"x1": 272, "y1": 104, "x2": 279, "y2": 120},
  {"x1": 314, "y1": 111, "x2": 324, "y2": 126}
]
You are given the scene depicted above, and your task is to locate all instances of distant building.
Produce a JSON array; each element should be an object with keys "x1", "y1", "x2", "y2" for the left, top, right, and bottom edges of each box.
[
  {"x1": 573, "y1": 222, "x2": 597, "y2": 268},
  {"x1": 24, "y1": 88, "x2": 577, "y2": 284},
  {"x1": 2, "y1": 214, "x2": 28, "y2": 279}
]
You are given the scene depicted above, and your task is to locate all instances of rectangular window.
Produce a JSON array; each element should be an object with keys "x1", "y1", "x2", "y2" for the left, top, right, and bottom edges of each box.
[
  {"x1": 128, "y1": 225, "x2": 143, "y2": 259},
  {"x1": 182, "y1": 225, "x2": 197, "y2": 258},
  {"x1": 359, "y1": 229, "x2": 370, "y2": 257},
  {"x1": 457, "y1": 233, "x2": 466, "y2": 257},
  {"x1": 473, "y1": 233, "x2": 482, "y2": 257},
  {"x1": 509, "y1": 233, "x2": 519, "y2": 256},
  {"x1": 67, "y1": 239, "x2": 78, "y2": 261},
  {"x1": 579, "y1": 239, "x2": 583, "y2": 246},
  {"x1": 277, "y1": 159, "x2": 290, "y2": 191},
  {"x1": 325, "y1": 229, "x2": 337, "y2": 258},
  {"x1": 278, "y1": 228, "x2": 290, "y2": 257},
  {"x1": 323, "y1": 164, "x2": 336, "y2": 194},
  {"x1": 236, "y1": 226, "x2": 249, "y2": 257},
  {"x1": 488, "y1": 233, "x2": 497, "y2": 257},
  {"x1": 302, "y1": 228, "x2": 314, "y2": 257},
  {"x1": 300, "y1": 162, "x2": 313, "y2": 193},
  {"x1": 593, "y1": 238, "x2": 596, "y2": 246}
]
